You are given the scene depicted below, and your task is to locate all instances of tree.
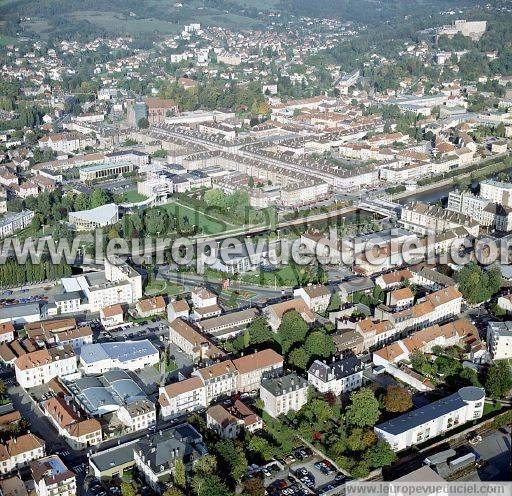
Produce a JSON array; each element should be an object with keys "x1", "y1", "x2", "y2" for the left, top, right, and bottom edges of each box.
[
  {"x1": 384, "y1": 386, "x2": 413, "y2": 413},
  {"x1": 138, "y1": 117, "x2": 149, "y2": 129},
  {"x1": 365, "y1": 440, "x2": 397, "y2": 468},
  {"x1": 249, "y1": 316, "x2": 274, "y2": 345},
  {"x1": 193, "y1": 454, "x2": 217, "y2": 476},
  {"x1": 248, "y1": 436, "x2": 273, "y2": 462},
  {"x1": 0, "y1": 379, "x2": 6, "y2": 397},
  {"x1": 373, "y1": 284, "x2": 385, "y2": 302},
  {"x1": 346, "y1": 388, "x2": 380, "y2": 427},
  {"x1": 484, "y1": 362, "x2": 512, "y2": 399},
  {"x1": 163, "y1": 488, "x2": 184, "y2": 496},
  {"x1": 90, "y1": 188, "x2": 111, "y2": 209},
  {"x1": 327, "y1": 291, "x2": 342, "y2": 312},
  {"x1": 288, "y1": 347, "x2": 310, "y2": 371},
  {"x1": 304, "y1": 331, "x2": 335, "y2": 360},
  {"x1": 120, "y1": 483, "x2": 137, "y2": 496},
  {"x1": 215, "y1": 440, "x2": 248, "y2": 483},
  {"x1": 277, "y1": 310, "x2": 309, "y2": 353},
  {"x1": 173, "y1": 458, "x2": 186, "y2": 488},
  {"x1": 347, "y1": 428, "x2": 366, "y2": 451},
  {"x1": 242, "y1": 478, "x2": 265, "y2": 496}
]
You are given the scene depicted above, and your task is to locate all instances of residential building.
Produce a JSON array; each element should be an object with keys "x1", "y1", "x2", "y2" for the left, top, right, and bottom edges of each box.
[
  {"x1": 14, "y1": 346, "x2": 77, "y2": 388},
  {"x1": 480, "y1": 179, "x2": 512, "y2": 207},
  {"x1": 0, "y1": 434, "x2": 45, "y2": 475},
  {"x1": 145, "y1": 98, "x2": 178, "y2": 125},
  {"x1": 374, "y1": 387, "x2": 485, "y2": 451},
  {"x1": 0, "y1": 323, "x2": 14, "y2": 343},
  {"x1": 487, "y1": 321, "x2": 512, "y2": 360},
  {"x1": 133, "y1": 424, "x2": 208, "y2": 492},
  {"x1": 43, "y1": 396, "x2": 102, "y2": 449},
  {"x1": 117, "y1": 399, "x2": 156, "y2": 433},
  {"x1": 399, "y1": 201, "x2": 479, "y2": 236},
  {"x1": 0, "y1": 210, "x2": 34, "y2": 239},
  {"x1": 169, "y1": 318, "x2": 225, "y2": 362},
  {"x1": 136, "y1": 296, "x2": 166, "y2": 318},
  {"x1": 79, "y1": 340, "x2": 159, "y2": 374},
  {"x1": 100, "y1": 304, "x2": 124, "y2": 329},
  {"x1": 233, "y1": 349, "x2": 284, "y2": 393},
  {"x1": 293, "y1": 284, "x2": 331, "y2": 313},
  {"x1": 307, "y1": 356, "x2": 365, "y2": 396},
  {"x1": 167, "y1": 299, "x2": 190, "y2": 322},
  {"x1": 260, "y1": 373, "x2": 309, "y2": 418},
  {"x1": 30, "y1": 455, "x2": 76, "y2": 496}
]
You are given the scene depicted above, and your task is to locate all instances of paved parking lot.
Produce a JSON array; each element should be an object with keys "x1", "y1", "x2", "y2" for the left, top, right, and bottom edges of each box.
[{"x1": 290, "y1": 458, "x2": 339, "y2": 491}]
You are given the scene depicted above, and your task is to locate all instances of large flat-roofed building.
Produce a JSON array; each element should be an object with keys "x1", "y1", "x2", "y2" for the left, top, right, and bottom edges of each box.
[
  {"x1": 68, "y1": 203, "x2": 119, "y2": 230},
  {"x1": 0, "y1": 210, "x2": 34, "y2": 239},
  {"x1": 374, "y1": 387, "x2": 485, "y2": 451},
  {"x1": 79, "y1": 161, "x2": 134, "y2": 182},
  {"x1": 196, "y1": 308, "x2": 259, "y2": 340},
  {"x1": 79, "y1": 340, "x2": 159, "y2": 375},
  {"x1": 59, "y1": 257, "x2": 142, "y2": 313},
  {"x1": 487, "y1": 321, "x2": 512, "y2": 360}
]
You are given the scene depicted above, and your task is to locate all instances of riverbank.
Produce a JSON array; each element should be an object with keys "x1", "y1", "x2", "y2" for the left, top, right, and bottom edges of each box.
[{"x1": 392, "y1": 154, "x2": 512, "y2": 204}]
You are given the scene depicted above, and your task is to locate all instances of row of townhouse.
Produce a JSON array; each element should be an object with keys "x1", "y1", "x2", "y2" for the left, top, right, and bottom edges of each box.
[
  {"x1": 159, "y1": 349, "x2": 283, "y2": 419},
  {"x1": 14, "y1": 346, "x2": 78, "y2": 389}
]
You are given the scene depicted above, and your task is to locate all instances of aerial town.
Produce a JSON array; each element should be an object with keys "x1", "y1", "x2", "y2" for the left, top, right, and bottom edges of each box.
[{"x1": 0, "y1": 1, "x2": 510, "y2": 496}]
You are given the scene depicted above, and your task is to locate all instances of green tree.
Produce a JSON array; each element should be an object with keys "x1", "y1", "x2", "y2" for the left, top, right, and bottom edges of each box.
[
  {"x1": 0, "y1": 379, "x2": 6, "y2": 397},
  {"x1": 120, "y1": 483, "x2": 138, "y2": 496},
  {"x1": 484, "y1": 362, "x2": 512, "y2": 399},
  {"x1": 162, "y1": 488, "x2": 184, "y2": 496},
  {"x1": 248, "y1": 436, "x2": 273, "y2": 462},
  {"x1": 365, "y1": 440, "x2": 396, "y2": 468},
  {"x1": 173, "y1": 458, "x2": 186, "y2": 488},
  {"x1": 90, "y1": 188, "x2": 111, "y2": 209},
  {"x1": 194, "y1": 454, "x2": 217, "y2": 475},
  {"x1": 327, "y1": 291, "x2": 342, "y2": 312},
  {"x1": 248, "y1": 316, "x2": 274, "y2": 345},
  {"x1": 288, "y1": 347, "x2": 310, "y2": 371},
  {"x1": 277, "y1": 310, "x2": 309, "y2": 353},
  {"x1": 304, "y1": 331, "x2": 335, "y2": 359},
  {"x1": 138, "y1": 117, "x2": 149, "y2": 129},
  {"x1": 346, "y1": 388, "x2": 380, "y2": 427}
]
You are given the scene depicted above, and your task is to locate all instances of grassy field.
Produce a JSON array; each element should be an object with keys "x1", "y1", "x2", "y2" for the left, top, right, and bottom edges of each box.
[
  {"x1": 120, "y1": 191, "x2": 149, "y2": 203},
  {"x1": 145, "y1": 280, "x2": 184, "y2": 296},
  {"x1": 163, "y1": 201, "x2": 236, "y2": 235}
]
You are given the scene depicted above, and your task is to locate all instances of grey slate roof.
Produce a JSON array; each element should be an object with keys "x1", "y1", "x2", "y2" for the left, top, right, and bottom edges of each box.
[
  {"x1": 375, "y1": 387, "x2": 485, "y2": 436},
  {"x1": 308, "y1": 356, "x2": 364, "y2": 382},
  {"x1": 260, "y1": 373, "x2": 308, "y2": 396}
]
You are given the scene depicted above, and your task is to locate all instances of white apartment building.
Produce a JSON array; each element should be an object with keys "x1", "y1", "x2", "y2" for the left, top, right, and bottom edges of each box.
[
  {"x1": 375, "y1": 387, "x2": 485, "y2": 451},
  {"x1": 0, "y1": 434, "x2": 45, "y2": 475},
  {"x1": 117, "y1": 399, "x2": 156, "y2": 433},
  {"x1": 0, "y1": 210, "x2": 34, "y2": 239},
  {"x1": 30, "y1": 455, "x2": 76, "y2": 496},
  {"x1": 60, "y1": 258, "x2": 142, "y2": 313},
  {"x1": 486, "y1": 321, "x2": 512, "y2": 360},
  {"x1": 191, "y1": 287, "x2": 218, "y2": 308},
  {"x1": 399, "y1": 201, "x2": 479, "y2": 236},
  {"x1": 159, "y1": 349, "x2": 283, "y2": 419},
  {"x1": 260, "y1": 373, "x2": 309, "y2": 418},
  {"x1": 480, "y1": 179, "x2": 512, "y2": 207},
  {"x1": 14, "y1": 346, "x2": 77, "y2": 389},
  {"x1": 293, "y1": 284, "x2": 331, "y2": 313},
  {"x1": 447, "y1": 191, "x2": 490, "y2": 225},
  {"x1": 159, "y1": 377, "x2": 206, "y2": 419},
  {"x1": 308, "y1": 356, "x2": 365, "y2": 396}
]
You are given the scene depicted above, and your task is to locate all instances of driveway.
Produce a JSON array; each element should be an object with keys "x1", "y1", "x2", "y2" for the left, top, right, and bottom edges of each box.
[{"x1": 472, "y1": 427, "x2": 511, "y2": 481}]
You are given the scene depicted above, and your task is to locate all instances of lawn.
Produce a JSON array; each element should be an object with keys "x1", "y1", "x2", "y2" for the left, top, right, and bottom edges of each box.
[
  {"x1": 483, "y1": 402, "x2": 502, "y2": 416},
  {"x1": 145, "y1": 280, "x2": 184, "y2": 296},
  {"x1": 242, "y1": 264, "x2": 322, "y2": 288},
  {"x1": 120, "y1": 190, "x2": 148, "y2": 203},
  {"x1": 163, "y1": 201, "x2": 235, "y2": 235}
]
